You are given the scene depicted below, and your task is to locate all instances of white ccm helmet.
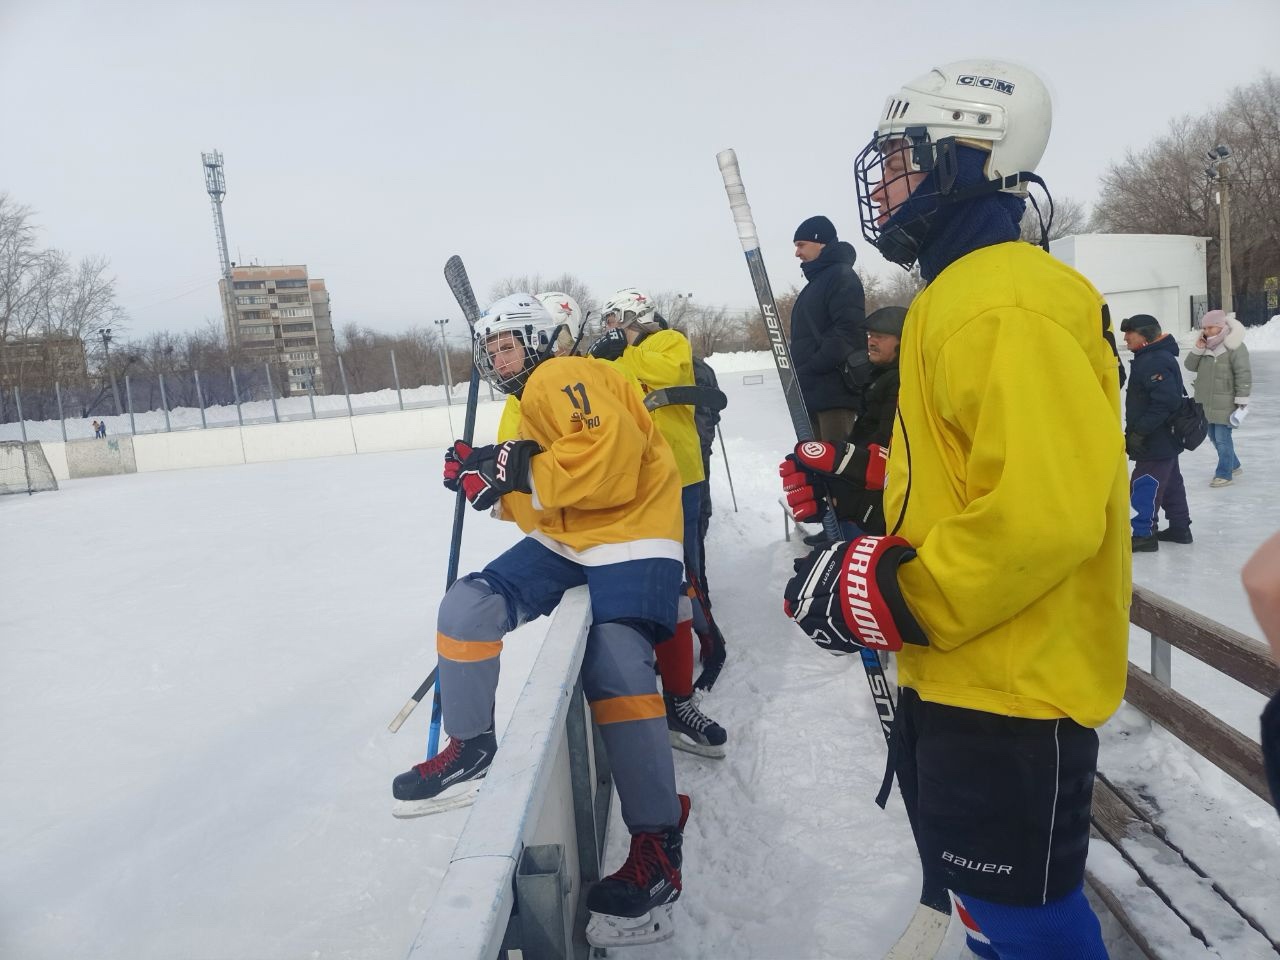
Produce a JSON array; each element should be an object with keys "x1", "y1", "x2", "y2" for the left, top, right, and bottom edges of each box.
[
  {"x1": 472, "y1": 293, "x2": 566, "y2": 396},
  {"x1": 601, "y1": 287, "x2": 656, "y2": 330},
  {"x1": 853, "y1": 59, "x2": 1053, "y2": 267}
]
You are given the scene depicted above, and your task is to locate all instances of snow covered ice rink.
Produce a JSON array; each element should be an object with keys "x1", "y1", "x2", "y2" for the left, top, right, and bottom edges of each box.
[{"x1": 3, "y1": 336, "x2": 1279, "y2": 959}]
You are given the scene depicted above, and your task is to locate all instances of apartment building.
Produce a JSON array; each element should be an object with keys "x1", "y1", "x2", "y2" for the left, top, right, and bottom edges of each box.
[{"x1": 220, "y1": 264, "x2": 336, "y2": 395}]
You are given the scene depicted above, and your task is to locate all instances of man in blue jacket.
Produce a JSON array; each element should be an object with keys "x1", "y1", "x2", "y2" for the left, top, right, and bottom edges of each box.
[
  {"x1": 789, "y1": 215, "x2": 867, "y2": 442},
  {"x1": 1122, "y1": 314, "x2": 1192, "y2": 551}
]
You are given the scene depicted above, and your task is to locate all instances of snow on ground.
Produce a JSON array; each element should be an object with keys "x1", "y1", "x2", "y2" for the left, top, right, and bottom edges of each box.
[{"x1": 2, "y1": 339, "x2": 1279, "y2": 959}]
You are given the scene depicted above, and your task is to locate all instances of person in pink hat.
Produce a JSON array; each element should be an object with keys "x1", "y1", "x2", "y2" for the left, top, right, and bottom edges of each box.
[{"x1": 1186, "y1": 309, "x2": 1252, "y2": 487}]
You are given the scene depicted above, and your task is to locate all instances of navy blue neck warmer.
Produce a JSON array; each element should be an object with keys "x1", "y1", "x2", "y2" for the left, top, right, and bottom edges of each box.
[{"x1": 894, "y1": 146, "x2": 1027, "y2": 284}]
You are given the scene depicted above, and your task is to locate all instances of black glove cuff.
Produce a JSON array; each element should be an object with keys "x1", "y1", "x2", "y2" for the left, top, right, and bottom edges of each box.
[{"x1": 875, "y1": 546, "x2": 928, "y2": 647}]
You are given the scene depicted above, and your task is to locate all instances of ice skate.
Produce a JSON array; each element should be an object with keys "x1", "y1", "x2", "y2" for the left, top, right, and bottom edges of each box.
[
  {"x1": 391, "y1": 730, "x2": 495, "y2": 818},
  {"x1": 665, "y1": 692, "x2": 727, "y2": 759},
  {"x1": 586, "y1": 794, "x2": 690, "y2": 948}
]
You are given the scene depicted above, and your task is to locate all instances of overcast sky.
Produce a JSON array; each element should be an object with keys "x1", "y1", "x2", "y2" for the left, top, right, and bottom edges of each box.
[{"x1": 2, "y1": 0, "x2": 1277, "y2": 346}]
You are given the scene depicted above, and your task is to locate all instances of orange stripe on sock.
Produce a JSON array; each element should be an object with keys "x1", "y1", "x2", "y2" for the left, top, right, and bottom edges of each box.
[
  {"x1": 436, "y1": 631, "x2": 503, "y2": 663},
  {"x1": 590, "y1": 693, "x2": 666, "y2": 725}
]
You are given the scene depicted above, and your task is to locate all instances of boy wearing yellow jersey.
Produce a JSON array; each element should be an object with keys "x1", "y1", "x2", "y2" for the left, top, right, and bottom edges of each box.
[
  {"x1": 391, "y1": 294, "x2": 690, "y2": 947},
  {"x1": 589, "y1": 287, "x2": 728, "y2": 758},
  {"x1": 782, "y1": 61, "x2": 1127, "y2": 959}
]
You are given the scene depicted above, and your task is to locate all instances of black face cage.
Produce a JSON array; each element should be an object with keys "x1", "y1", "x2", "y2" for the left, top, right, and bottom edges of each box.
[{"x1": 853, "y1": 127, "x2": 960, "y2": 268}]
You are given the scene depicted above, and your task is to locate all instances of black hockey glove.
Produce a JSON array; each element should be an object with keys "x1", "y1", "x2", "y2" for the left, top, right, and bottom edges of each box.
[
  {"x1": 783, "y1": 536, "x2": 927, "y2": 654},
  {"x1": 444, "y1": 439, "x2": 539, "y2": 511},
  {"x1": 587, "y1": 329, "x2": 628, "y2": 361},
  {"x1": 1124, "y1": 430, "x2": 1146, "y2": 459}
]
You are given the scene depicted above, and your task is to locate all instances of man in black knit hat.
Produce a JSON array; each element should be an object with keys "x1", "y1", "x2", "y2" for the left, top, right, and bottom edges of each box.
[{"x1": 788, "y1": 215, "x2": 867, "y2": 444}]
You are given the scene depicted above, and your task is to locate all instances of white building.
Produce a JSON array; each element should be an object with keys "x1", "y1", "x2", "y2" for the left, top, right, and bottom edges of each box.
[{"x1": 1051, "y1": 234, "x2": 1207, "y2": 336}]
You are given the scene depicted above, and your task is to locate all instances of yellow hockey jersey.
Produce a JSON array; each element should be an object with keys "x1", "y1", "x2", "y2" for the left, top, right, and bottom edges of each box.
[
  {"x1": 493, "y1": 356, "x2": 683, "y2": 565},
  {"x1": 887, "y1": 242, "x2": 1130, "y2": 729},
  {"x1": 612, "y1": 330, "x2": 705, "y2": 486}
]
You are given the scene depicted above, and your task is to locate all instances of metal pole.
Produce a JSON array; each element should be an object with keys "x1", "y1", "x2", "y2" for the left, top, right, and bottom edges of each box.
[
  {"x1": 194, "y1": 370, "x2": 208, "y2": 428},
  {"x1": 390, "y1": 349, "x2": 404, "y2": 410},
  {"x1": 263, "y1": 363, "x2": 280, "y2": 422},
  {"x1": 336, "y1": 355, "x2": 354, "y2": 417},
  {"x1": 1219, "y1": 176, "x2": 1233, "y2": 314},
  {"x1": 125, "y1": 375, "x2": 136, "y2": 434},
  {"x1": 1151, "y1": 633, "x2": 1172, "y2": 687},
  {"x1": 14, "y1": 387, "x2": 28, "y2": 442},
  {"x1": 308, "y1": 381, "x2": 317, "y2": 420},
  {"x1": 230, "y1": 366, "x2": 244, "y2": 426},
  {"x1": 716, "y1": 424, "x2": 739, "y2": 512},
  {"x1": 159, "y1": 373, "x2": 171, "y2": 432},
  {"x1": 436, "y1": 337, "x2": 451, "y2": 406},
  {"x1": 55, "y1": 381, "x2": 67, "y2": 442}
]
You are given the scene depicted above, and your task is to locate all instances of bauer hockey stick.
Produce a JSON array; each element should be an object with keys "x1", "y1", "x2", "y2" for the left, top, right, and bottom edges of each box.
[
  {"x1": 386, "y1": 256, "x2": 484, "y2": 757},
  {"x1": 715, "y1": 149, "x2": 952, "y2": 951}
]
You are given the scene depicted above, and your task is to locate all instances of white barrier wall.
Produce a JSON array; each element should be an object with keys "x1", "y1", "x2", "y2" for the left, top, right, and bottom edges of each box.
[{"x1": 37, "y1": 397, "x2": 507, "y2": 482}]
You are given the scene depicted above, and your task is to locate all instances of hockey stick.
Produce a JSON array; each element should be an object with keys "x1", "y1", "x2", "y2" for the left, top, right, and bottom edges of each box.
[
  {"x1": 642, "y1": 384, "x2": 728, "y2": 413},
  {"x1": 716, "y1": 149, "x2": 952, "y2": 947},
  {"x1": 386, "y1": 256, "x2": 484, "y2": 753}
]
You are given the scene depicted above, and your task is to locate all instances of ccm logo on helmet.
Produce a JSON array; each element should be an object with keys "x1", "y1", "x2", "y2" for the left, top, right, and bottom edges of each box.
[{"x1": 957, "y1": 75, "x2": 1015, "y2": 95}]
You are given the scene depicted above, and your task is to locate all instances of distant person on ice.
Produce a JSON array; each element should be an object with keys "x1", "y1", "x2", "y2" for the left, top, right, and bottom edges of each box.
[
  {"x1": 780, "y1": 60, "x2": 1129, "y2": 959},
  {"x1": 1186, "y1": 308, "x2": 1252, "y2": 487},
  {"x1": 390, "y1": 293, "x2": 691, "y2": 948},
  {"x1": 1121, "y1": 314, "x2": 1193, "y2": 551}
]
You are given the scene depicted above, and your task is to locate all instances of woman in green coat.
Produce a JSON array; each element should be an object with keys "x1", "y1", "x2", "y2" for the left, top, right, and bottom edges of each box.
[{"x1": 1186, "y1": 309, "x2": 1252, "y2": 487}]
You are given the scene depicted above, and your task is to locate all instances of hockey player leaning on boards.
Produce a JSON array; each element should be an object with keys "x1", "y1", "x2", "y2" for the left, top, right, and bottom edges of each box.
[
  {"x1": 587, "y1": 288, "x2": 729, "y2": 760},
  {"x1": 391, "y1": 293, "x2": 691, "y2": 948},
  {"x1": 781, "y1": 60, "x2": 1129, "y2": 959}
]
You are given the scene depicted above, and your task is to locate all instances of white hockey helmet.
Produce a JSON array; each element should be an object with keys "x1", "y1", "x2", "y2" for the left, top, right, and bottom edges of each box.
[
  {"x1": 853, "y1": 60, "x2": 1053, "y2": 267},
  {"x1": 601, "y1": 287, "x2": 656, "y2": 330},
  {"x1": 473, "y1": 293, "x2": 565, "y2": 396}
]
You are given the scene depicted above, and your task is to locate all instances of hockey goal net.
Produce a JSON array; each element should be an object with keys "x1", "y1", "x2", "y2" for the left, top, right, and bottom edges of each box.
[{"x1": 0, "y1": 441, "x2": 59, "y2": 495}]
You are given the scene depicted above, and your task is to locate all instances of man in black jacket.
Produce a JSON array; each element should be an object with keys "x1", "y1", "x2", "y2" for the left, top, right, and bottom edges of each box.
[
  {"x1": 1122, "y1": 314, "x2": 1192, "y2": 551},
  {"x1": 789, "y1": 215, "x2": 867, "y2": 442},
  {"x1": 779, "y1": 305, "x2": 904, "y2": 537}
]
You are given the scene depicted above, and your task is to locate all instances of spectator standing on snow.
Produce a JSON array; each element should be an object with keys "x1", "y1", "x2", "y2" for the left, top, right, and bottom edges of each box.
[
  {"x1": 788, "y1": 215, "x2": 867, "y2": 443},
  {"x1": 1122, "y1": 314, "x2": 1193, "y2": 551},
  {"x1": 1186, "y1": 309, "x2": 1252, "y2": 487}
]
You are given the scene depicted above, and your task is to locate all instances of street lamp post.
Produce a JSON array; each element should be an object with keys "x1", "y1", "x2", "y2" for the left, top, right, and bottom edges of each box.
[
  {"x1": 1204, "y1": 144, "x2": 1233, "y2": 314},
  {"x1": 433, "y1": 318, "x2": 454, "y2": 405},
  {"x1": 98, "y1": 327, "x2": 123, "y2": 415}
]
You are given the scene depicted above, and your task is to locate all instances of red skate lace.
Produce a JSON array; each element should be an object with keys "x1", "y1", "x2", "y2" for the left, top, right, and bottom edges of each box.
[
  {"x1": 610, "y1": 832, "x2": 681, "y2": 892},
  {"x1": 412, "y1": 738, "x2": 463, "y2": 777}
]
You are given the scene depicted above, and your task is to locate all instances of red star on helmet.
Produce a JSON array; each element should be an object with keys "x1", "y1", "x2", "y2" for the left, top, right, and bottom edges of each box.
[
  {"x1": 634, "y1": 293, "x2": 647, "y2": 303},
  {"x1": 558, "y1": 301, "x2": 570, "y2": 313}
]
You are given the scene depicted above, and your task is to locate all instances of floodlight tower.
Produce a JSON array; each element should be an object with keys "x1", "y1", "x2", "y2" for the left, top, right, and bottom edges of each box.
[
  {"x1": 202, "y1": 150, "x2": 233, "y2": 280},
  {"x1": 202, "y1": 150, "x2": 239, "y2": 342}
]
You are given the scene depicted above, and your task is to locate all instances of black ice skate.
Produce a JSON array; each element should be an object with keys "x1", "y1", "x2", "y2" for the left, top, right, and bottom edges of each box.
[
  {"x1": 586, "y1": 793, "x2": 690, "y2": 948},
  {"x1": 665, "y1": 692, "x2": 727, "y2": 759},
  {"x1": 391, "y1": 730, "x2": 495, "y2": 819}
]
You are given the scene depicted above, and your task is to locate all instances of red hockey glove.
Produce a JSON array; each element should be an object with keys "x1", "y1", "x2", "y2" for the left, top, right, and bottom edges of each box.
[
  {"x1": 864, "y1": 443, "x2": 888, "y2": 490},
  {"x1": 793, "y1": 440, "x2": 856, "y2": 477},
  {"x1": 779, "y1": 454, "x2": 828, "y2": 523},
  {"x1": 444, "y1": 439, "x2": 540, "y2": 511},
  {"x1": 782, "y1": 535, "x2": 927, "y2": 653}
]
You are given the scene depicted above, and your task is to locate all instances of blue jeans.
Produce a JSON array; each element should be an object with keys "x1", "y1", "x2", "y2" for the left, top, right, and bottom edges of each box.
[{"x1": 1207, "y1": 422, "x2": 1240, "y2": 480}]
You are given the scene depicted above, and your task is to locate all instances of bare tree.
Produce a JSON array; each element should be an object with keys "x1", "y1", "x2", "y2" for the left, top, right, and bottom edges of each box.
[
  {"x1": 1090, "y1": 73, "x2": 1280, "y2": 307},
  {"x1": 1019, "y1": 195, "x2": 1090, "y2": 244},
  {"x1": 488, "y1": 273, "x2": 598, "y2": 316}
]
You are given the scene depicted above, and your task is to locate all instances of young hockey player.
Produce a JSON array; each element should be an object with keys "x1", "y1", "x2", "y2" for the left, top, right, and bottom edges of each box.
[
  {"x1": 782, "y1": 61, "x2": 1129, "y2": 959},
  {"x1": 391, "y1": 293, "x2": 690, "y2": 946},
  {"x1": 588, "y1": 287, "x2": 728, "y2": 758}
]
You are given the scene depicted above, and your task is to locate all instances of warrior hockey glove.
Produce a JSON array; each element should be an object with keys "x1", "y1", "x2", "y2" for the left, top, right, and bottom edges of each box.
[
  {"x1": 782, "y1": 535, "x2": 928, "y2": 653},
  {"x1": 793, "y1": 440, "x2": 889, "y2": 490},
  {"x1": 443, "y1": 439, "x2": 539, "y2": 511},
  {"x1": 587, "y1": 328, "x2": 628, "y2": 361}
]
